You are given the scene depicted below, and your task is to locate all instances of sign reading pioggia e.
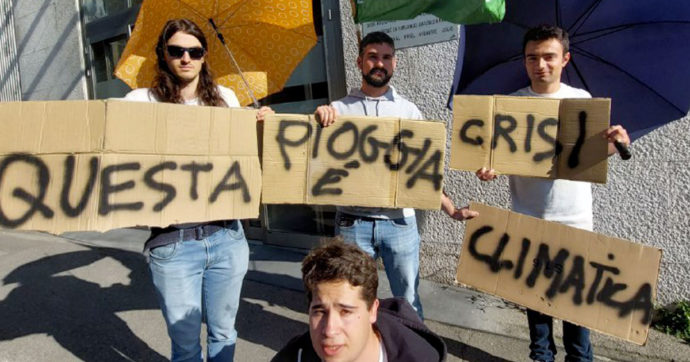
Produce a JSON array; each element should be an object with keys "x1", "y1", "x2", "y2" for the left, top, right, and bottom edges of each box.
[
  {"x1": 262, "y1": 114, "x2": 445, "y2": 209},
  {"x1": 451, "y1": 95, "x2": 611, "y2": 183}
]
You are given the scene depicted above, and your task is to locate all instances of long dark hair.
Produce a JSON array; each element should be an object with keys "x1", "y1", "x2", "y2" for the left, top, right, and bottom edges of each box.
[{"x1": 152, "y1": 19, "x2": 227, "y2": 107}]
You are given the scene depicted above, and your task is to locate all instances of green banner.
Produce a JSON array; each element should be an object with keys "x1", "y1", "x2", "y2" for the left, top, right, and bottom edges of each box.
[{"x1": 353, "y1": 0, "x2": 505, "y2": 25}]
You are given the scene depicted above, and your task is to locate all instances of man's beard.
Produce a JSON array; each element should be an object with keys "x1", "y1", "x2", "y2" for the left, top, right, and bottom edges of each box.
[{"x1": 363, "y1": 67, "x2": 392, "y2": 88}]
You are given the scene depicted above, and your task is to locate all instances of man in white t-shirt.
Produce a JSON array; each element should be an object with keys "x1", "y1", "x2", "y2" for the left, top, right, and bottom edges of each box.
[{"x1": 476, "y1": 25, "x2": 630, "y2": 362}]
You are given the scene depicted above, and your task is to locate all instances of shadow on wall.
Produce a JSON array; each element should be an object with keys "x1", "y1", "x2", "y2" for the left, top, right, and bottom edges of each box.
[{"x1": 12, "y1": 0, "x2": 84, "y2": 100}]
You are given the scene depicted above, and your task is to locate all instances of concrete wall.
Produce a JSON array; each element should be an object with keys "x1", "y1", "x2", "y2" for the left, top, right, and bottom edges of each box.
[
  {"x1": 1, "y1": 0, "x2": 22, "y2": 101},
  {"x1": 12, "y1": 0, "x2": 87, "y2": 100},
  {"x1": 338, "y1": 0, "x2": 689, "y2": 305}
]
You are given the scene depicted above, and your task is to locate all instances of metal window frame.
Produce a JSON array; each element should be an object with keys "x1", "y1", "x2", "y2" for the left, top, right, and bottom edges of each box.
[{"x1": 79, "y1": 2, "x2": 140, "y2": 99}]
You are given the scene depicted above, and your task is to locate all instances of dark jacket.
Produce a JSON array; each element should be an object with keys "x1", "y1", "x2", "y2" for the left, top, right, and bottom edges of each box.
[{"x1": 272, "y1": 297, "x2": 447, "y2": 362}]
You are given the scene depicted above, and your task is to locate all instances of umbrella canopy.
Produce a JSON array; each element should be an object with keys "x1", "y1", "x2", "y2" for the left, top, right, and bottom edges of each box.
[
  {"x1": 115, "y1": 0, "x2": 318, "y2": 106},
  {"x1": 450, "y1": 0, "x2": 690, "y2": 141},
  {"x1": 352, "y1": 0, "x2": 505, "y2": 25}
]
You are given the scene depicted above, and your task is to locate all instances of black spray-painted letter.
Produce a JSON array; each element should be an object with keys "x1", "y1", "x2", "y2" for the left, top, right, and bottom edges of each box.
[{"x1": 0, "y1": 153, "x2": 54, "y2": 227}]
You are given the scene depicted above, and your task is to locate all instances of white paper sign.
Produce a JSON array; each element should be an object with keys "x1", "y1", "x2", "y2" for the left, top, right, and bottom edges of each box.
[{"x1": 362, "y1": 14, "x2": 459, "y2": 49}]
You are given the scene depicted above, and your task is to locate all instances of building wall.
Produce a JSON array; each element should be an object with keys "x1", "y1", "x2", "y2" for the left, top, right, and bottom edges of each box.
[
  {"x1": 0, "y1": 0, "x2": 21, "y2": 101},
  {"x1": 338, "y1": 0, "x2": 689, "y2": 305},
  {"x1": 12, "y1": 0, "x2": 87, "y2": 100}
]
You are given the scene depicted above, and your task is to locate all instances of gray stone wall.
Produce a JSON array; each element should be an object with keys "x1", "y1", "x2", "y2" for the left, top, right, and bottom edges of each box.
[
  {"x1": 338, "y1": 0, "x2": 688, "y2": 305},
  {"x1": 12, "y1": 0, "x2": 86, "y2": 100}
]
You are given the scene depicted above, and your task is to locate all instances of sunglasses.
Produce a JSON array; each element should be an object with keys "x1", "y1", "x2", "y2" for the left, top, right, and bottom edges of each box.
[{"x1": 166, "y1": 45, "x2": 205, "y2": 60}]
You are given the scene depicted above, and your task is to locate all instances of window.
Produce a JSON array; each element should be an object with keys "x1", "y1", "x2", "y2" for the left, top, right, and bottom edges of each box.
[
  {"x1": 91, "y1": 35, "x2": 127, "y2": 83},
  {"x1": 82, "y1": 0, "x2": 137, "y2": 22}
]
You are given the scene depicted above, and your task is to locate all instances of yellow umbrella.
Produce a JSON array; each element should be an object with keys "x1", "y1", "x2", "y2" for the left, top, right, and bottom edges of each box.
[{"x1": 114, "y1": 0, "x2": 318, "y2": 106}]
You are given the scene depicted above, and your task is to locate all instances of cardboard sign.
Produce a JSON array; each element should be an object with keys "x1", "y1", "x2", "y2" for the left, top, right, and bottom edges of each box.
[
  {"x1": 456, "y1": 202, "x2": 661, "y2": 345},
  {"x1": 0, "y1": 100, "x2": 262, "y2": 234},
  {"x1": 451, "y1": 96, "x2": 610, "y2": 183},
  {"x1": 262, "y1": 114, "x2": 445, "y2": 209}
]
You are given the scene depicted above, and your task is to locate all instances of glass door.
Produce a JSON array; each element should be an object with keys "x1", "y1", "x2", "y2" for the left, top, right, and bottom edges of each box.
[{"x1": 81, "y1": 0, "x2": 141, "y2": 99}]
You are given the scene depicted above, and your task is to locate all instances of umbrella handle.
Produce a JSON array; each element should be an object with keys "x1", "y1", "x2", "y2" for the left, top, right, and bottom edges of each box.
[
  {"x1": 209, "y1": 19, "x2": 260, "y2": 108},
  {"x1": 614, "y1": 140, "x2": 632, "y2": 160}
]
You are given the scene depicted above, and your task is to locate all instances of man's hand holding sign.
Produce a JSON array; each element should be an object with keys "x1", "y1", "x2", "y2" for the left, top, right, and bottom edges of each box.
[{"x1": 451, "y1": 95, "x2": 631, "y2": 183}]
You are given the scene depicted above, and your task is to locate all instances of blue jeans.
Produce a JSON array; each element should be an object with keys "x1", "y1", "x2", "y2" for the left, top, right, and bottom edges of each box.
[
  {"x1": 148, "y1": 221, "x2": 249, "y2": 362},
  {"x1": 336, "y1": 214, "x2": 423, "y2": 319},
  {"x1": 527, "y1": 309, "x2": 593, "y2": 362}
]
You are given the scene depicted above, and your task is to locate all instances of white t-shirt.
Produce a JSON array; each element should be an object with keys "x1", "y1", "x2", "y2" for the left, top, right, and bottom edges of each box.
[
  {"x1": 123, "y1": 85, "x2": 240, "y2": 107},
  {"x1": 509, "y1": 84, "x2": 593, "y2": 230}
]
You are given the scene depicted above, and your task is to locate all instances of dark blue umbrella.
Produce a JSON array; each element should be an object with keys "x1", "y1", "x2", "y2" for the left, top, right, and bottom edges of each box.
[{"x1": 449, "y1": 0, "x2": 690, "y2": 141}]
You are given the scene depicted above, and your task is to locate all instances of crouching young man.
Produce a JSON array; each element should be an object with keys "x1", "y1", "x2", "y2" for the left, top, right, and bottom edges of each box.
[{"x1": 272, "y1": 242, "x2": 446, "y2": 362}]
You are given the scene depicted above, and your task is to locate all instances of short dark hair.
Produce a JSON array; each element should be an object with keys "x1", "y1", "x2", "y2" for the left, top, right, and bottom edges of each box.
[
  {"x1": 359, "y1": 31, "x2": 395, "y2": 56},
  {"x1": 523, "y1": 24, "x2": 569, "y2": 55},
  {"x1": 302, "y1": 242, "x2": 378, "y2": 308}
]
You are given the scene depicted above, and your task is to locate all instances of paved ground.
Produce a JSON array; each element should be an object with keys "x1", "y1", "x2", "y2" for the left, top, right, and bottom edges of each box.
[{"x1": 0, "y1": 229, "x2": 688, "y2": 361}]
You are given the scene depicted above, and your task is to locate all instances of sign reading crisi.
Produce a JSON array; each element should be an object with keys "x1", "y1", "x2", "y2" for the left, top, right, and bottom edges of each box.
[{"x1": 451, "y1": 95, "x2": 611, "y2": 183}]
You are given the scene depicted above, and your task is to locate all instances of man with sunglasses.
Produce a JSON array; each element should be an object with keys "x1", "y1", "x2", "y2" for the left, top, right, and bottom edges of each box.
[
  {"x1": 124, "y1": 19, "x2": 249, "y2": 362},
  {"x1": 125, "y1": 22, "x2": 238, "y2": 107}
]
